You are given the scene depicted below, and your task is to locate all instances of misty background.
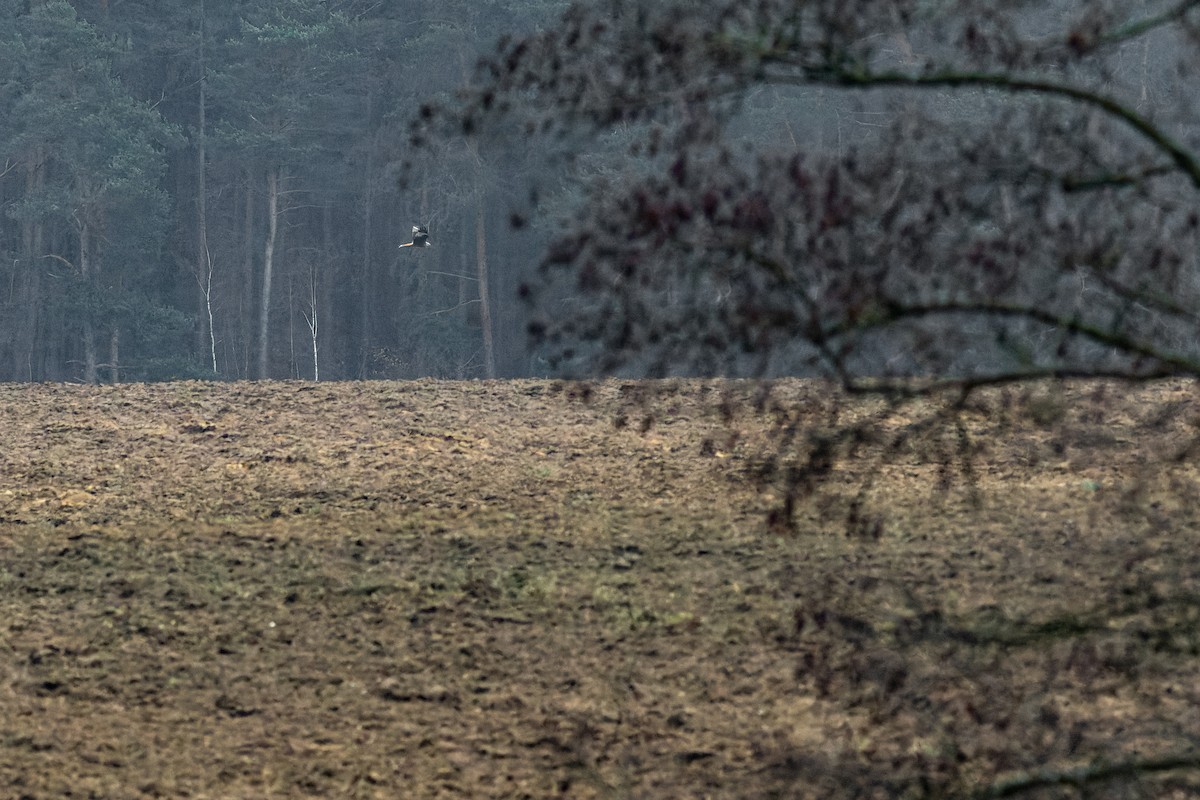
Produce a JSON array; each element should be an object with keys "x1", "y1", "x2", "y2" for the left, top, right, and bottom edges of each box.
[{"x1": 2, "y1": 1, "x2": 1198, "y2": 383}]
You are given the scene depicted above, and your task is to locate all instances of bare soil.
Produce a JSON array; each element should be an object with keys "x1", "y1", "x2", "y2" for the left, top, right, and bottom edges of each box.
[{"x1": 1, "y1": 379, "x2": 1198, "y2": 799}]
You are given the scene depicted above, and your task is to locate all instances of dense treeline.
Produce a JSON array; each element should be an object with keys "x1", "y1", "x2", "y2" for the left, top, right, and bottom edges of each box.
[
  {"x1": 6, "y1": 1, "x2": 1196, "y2": 385},
  {"x1": 0, "y1": 0, "x2": 564, "y2": 382}
]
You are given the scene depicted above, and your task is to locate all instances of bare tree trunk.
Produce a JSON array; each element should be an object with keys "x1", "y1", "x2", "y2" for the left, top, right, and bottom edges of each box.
[
  {"x1": 1135, "y1": 35, "x2": 1151, "y2": 112},
  {"x1": 199, "y1": 246, "x2": 217, "y2": 375},
  {"x1": 79, "y1": 219, "x2": 98, "y2": 384},
  {"x1": 420, "y1": 169, "x2": 429, "y2": 222},
  {"x1": 474, "y1": 181, "x2": 495, "y2": 379},
  {"x1": 287, "y1": 272, "x2": 297, "y2": 378},
  {"x1": 240, "y1": 174, "x2": 255, "y2": 377},
  {"x1": 309, "y1": 201, "x2": 333, "y2": 381},
  {"x1": 305, "y1": 263, "x2": 319, "y2": 381},
  {"x1": 257, "y1": 167, "x2": 280, "y2": 379},
  {"x1": 108, "y1": 327, "x2": 119, "y2": 383},
  {"x1": 15, "y1": 267, "x2": 39, "y2": 381},
  {"x1": 359, "y1": 112, "x2": 374, "y2": 378},
  {"x1": 17, "y1": 149, "x2": 45, "y2": 380},
  {"x1": 459, "y1": 48, "x2": 497, "y2": 379},
  {"x1": 196, "y1": 0, "x2": 216, "y2": 374},
  {"x1": 457, "y1": 220, "x2": 470, "y2": 378}
]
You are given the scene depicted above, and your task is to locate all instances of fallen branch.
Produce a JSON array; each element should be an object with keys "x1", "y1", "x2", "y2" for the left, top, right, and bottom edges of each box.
[{"x1": 975, "y1": 754, "x2": 1200, "y2": 798}]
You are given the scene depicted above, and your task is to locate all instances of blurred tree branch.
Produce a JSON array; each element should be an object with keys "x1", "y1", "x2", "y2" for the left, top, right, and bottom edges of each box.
[
  {"x1": 767, "y1": 67, "x2": 1200, "y2": 188},
  {"x1": 977, "y1": 754, "x2": 1200, "y2": 799}
]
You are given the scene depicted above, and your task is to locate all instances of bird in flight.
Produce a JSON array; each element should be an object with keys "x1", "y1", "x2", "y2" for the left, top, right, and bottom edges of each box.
[{"x1": 399, "y1": 225, "x2": 431, "y2": 248}]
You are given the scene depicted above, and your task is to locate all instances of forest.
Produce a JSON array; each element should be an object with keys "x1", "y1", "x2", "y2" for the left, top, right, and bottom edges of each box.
[
  {"x1": 4, "y1": 4, "x2": 1200, "y2": 796},
  {"x1": 0, "y1": 0, "x2": 572, "y2": 383},
  {"x1": 5, "y1": 1, "x2": 1200, "y2": 390}
]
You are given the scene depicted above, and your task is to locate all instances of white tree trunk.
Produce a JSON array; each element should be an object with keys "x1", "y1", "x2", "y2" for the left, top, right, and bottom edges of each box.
[
  {"x1": 196, "y1": 0, "x2": 216, "y2": 374},
  {"x1": 306, "y1": 266, "x2": 319, "y2": 381}
]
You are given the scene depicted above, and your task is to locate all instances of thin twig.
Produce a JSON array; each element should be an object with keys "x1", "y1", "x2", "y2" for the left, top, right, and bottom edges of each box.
[
  {"x1": 1097, "y1": 0, "x2": 1200, "y2": 48},
  {"x1": 423, "y1": 298, "x2": 481, "y2": 317},
  {"x1": 428, "y1": 270, "x2": 478, "y2": 281}
]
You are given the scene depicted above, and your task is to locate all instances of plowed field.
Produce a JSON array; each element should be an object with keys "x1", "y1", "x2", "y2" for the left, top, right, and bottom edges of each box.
[{"x1": 1, "y1": 379, "x2": 1198, "y2": 798}]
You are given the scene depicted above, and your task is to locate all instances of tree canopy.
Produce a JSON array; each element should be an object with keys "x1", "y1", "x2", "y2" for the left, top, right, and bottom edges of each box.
[
  {"x1": 0, "y1": 0, "x2": 557, "y2": 382},
  {"x1": 5, "y1": 1, "x2": 1200, "y2": 387},
  {"x1": 423, "y1": 0, "x2": 1200, "y2": 389},
  {"x1": 409, "y1": 7, "x2": 1200, "y2": 795}
]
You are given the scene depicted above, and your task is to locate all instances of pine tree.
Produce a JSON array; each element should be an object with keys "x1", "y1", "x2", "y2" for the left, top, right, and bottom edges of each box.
[{"x1": 0, "y1": 0, "x2": 180, "y2": 382}]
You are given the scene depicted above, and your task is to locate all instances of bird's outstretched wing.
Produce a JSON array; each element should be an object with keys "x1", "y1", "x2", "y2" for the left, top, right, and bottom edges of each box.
[{"x1": 399, "y1": 224, "x2": 432, "y2": 248}]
